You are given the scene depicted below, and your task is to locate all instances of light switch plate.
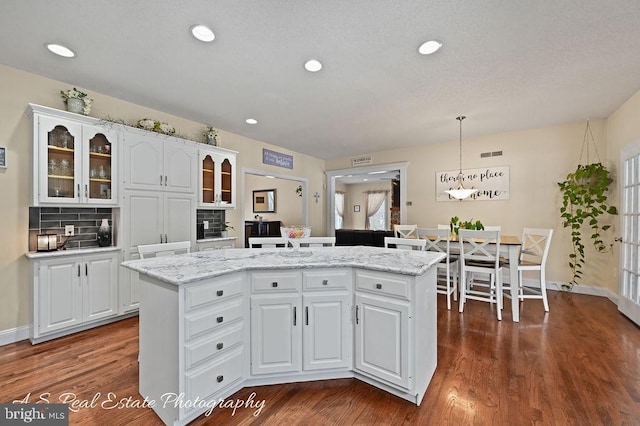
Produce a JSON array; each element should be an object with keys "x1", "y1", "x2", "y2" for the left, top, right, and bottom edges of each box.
[
  {"x1": 203, "y1": 221, "x2": 209, "y2": 230},
  {"x1": 65, "y1": 225, "x2": 74, "y2": 236}
]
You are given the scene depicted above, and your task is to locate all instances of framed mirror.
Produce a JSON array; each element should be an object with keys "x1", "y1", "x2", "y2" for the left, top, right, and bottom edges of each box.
[{"x1": 253, "y1": 189, "x2": 277, "y2": 213}]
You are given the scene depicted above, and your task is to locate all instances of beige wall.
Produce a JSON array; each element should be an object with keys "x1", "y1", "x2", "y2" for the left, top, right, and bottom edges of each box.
[
  {"x1": 326, "y1": 118, "x2": 623, "y2": 292},
  {"x1": 244, "y1": 174, "x2": 304, "y2": 226},
  {"x1": 0, "y1": 64, "x2": 326, "y2": 333}
]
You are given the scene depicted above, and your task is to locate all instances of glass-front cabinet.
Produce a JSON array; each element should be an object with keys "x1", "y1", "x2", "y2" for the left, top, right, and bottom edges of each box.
[
  {"x1": 31, "y1": 104, "x2": 118, "y2": 206},
  {"x1": 198, "y1": 147, "x2": 237, "y2": 209}
]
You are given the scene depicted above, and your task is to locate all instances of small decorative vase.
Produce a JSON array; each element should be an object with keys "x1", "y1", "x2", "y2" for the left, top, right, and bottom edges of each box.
[
  {"x1": 220, "y1": 230, "x2": 228, "y2": 238},
  {"x1": 97, "y1": 218, "x2": 111, "y2": 247},
  {"x1": 206, "y1": 135, "x2": 217, "y2": 146},
  {"x1": 66, "y1": 98, "x2": 85, "y2": 115}
]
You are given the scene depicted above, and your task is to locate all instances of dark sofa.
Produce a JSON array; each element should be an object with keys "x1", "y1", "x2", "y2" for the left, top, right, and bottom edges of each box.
[{"x1": 335, "y1": 229, "x2": 395, "y2": 247}]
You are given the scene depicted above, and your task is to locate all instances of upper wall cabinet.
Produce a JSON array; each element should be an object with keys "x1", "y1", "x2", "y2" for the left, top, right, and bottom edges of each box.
[
  {"x1": 198, "y1": 147, "x2": 237, "y2": 209},
  {"x1": 29, "y1": 104, "x2": 119, "y2": 206},
  {"x1": 122, "y1": 129, "x2": 197, "y2": 194}
]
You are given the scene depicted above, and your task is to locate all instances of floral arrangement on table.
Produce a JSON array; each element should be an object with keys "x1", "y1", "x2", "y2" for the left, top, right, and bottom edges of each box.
[
  {"x1": 136, "y1": 118, "x2": 176, "y2": 135},
  {"x1": 60, "y1": 87, "x2": 93, "y2": 115},
  {"x1": 449, "y1": 216, "x2": 484, "y2": 235},
  {"x1": 203, "y1": 126, "x2": 220, "y2": 145}
]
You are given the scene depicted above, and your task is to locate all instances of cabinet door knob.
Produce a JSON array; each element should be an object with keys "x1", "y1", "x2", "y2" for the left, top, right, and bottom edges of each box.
[
  {"x1": 355, "y1": 305, "x2": 359, "y2": 324},
  {"x1": 376, "y1": 283, "x2": 382, "y2": 290},
  {"x1": 216, "y1": 375, "x2": 224, "y2": 383},
  {"x1": 216, "y1": 290, "x2": 224, "y2": 297},
  {"x1": 216, "y1": 342, "x2": 223, "y2": 350},
  {"x1": 216, "y1": 316, "x2": 223, "y2": 323},
  {"x1": 322, "y1": 279, "x2": 328, "y2": 285},
  {"x1": 272, "y1": 282, "x2": 278, "y2": 287}
]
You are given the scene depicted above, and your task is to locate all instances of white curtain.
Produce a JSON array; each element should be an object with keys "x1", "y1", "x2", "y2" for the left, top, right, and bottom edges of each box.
[
  {"x1": 365, "y1": 191, "x2": 388, "y2": 230},
  {"x1": 335, "y1": 191, "x2": 345, "y2": 229}
]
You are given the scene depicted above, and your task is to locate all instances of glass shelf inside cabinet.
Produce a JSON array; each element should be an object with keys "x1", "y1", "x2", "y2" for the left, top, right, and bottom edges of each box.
[
  {"x1": 88, "y1": 133, "x2": 113, "y2": 200},
  {"x1": 47, "y1": 126, "x2": 75, "y2": 198},
  {"x1": 202, "y1": 155, "x2": 215, "y2": 204}
]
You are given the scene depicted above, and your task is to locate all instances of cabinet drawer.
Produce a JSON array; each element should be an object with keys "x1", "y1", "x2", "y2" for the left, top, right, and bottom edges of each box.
[
  {"x1": 186, "y1": 347, "x2": 243, "y2": 406},
  {"x1": 251, "y1": 271, "x2": 300, "y2": 293},
  {"x1": 184, "y1": 273, "x2": 244, "y2": 312},
  {"x1": 303, "y1": 269, "x2": 351, "y2": 290},
  {"x1": 185, "y1": 297, "x2": 243, "y2": 340},
  {"x1": 185, "y1": 323, "x2": 243, "y2": 370},
  {"x1": 355, "y1": 270, "x2": 410, "y2": 300}
]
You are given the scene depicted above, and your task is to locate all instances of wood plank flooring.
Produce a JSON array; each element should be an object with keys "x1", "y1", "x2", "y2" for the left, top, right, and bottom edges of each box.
[{"x1": 1, "y1": 291, "x2": 639, "y2": 425}]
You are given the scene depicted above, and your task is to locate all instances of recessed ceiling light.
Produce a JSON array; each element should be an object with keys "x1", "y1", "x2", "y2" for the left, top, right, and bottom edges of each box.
[
  {"x1": 363, "y1": 178, "x2": 368, "y2": 182},
  {"x1": 190, "y1": 24, "x2": 215, "y2": 42},
  {"x1": 245, "y1": 118, "x2": 258, "y2": 125},
  {"x1": 46, "y1": 43, "x2": 75, "y2": 58},
  {"x1": 418, "y1": 40, "x2": 442, "y2": 55},
  {"x1": 304, "y1": 59, "x2": 323, "y2": 72}
]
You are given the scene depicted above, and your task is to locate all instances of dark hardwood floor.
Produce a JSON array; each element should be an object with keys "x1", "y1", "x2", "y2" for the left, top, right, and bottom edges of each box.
[{"x1": 1, "y1": 291, "x2": 639, "y2": 425}]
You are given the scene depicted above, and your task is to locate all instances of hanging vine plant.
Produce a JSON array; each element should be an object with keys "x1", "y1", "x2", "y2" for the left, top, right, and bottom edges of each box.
[{"x1": 558, "y1": 121, "x2": 617, "y2": 289}]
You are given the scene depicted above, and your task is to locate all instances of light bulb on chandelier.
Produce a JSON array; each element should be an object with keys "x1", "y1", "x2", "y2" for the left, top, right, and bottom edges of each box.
[{"x1": 444, "y1": 116, "x2": 478, "y2": 200}]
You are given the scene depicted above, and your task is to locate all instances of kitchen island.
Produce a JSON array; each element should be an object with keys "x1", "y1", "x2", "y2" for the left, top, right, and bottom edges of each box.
[{"x1": 122, "y1": 246, "x2": 444, "y2": 426}]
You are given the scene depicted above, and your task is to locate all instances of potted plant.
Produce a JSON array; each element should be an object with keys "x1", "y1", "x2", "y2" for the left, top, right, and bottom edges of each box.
[
  {"x1": 449, "y1": 216, "x2": 484, "y2": 236},
  {"x1": 203, "y1": 126, "x2": 219, "y2": 145},
  {"x1": 558, "y1": 162, "x2": 617, "y2": 289},
  {"x1": 220, "y1": 222, "x2": 234, "y2": 238},
  {"x1": 60, "y1": 87, "x2": 93, "y2": 115}
]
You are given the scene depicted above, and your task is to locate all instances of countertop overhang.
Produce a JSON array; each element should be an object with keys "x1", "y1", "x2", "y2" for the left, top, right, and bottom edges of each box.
[{"x1": 122, "y1": 246, "x2": 445, "y2": 286}]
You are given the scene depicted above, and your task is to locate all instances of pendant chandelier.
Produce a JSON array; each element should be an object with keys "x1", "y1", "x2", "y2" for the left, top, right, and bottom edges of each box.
[{"x1": 445, "y1": 115, "x2": 478, "y2": 200}]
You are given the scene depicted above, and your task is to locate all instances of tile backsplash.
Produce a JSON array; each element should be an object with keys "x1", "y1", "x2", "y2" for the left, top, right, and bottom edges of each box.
[
  {"x1": 29, "y1": 207, "x2": 114, "y2": 251},
  {"x1": 196, "y1": 209, "x2": 225, "y2": 239}
]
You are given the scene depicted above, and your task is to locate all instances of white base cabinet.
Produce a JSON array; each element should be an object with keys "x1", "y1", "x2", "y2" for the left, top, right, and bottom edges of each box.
[
  {"x1": 29, "y1": 249, "x2": 122, "y2": 343},
  {"x1": 134, "y1": 264, "x2": 437, "y2": 426}
]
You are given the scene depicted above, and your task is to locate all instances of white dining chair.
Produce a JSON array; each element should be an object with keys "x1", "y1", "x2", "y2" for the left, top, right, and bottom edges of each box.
[
  {"x1": 458, "y1": 229, "x2": 505, "y2": 320},
  {"x1": 137, "y1": 241, "x2": 191, "y2": 259},
  {"x1": 415, "y1": 228, "x2": 458, "y2": 310},
  {"x1": 384, "y1": 236, "x2": 427, "y2": 251},
  {"x1": 295, "y1": 237, "x2": 336, "y2": 247},
  {"x1": 506, "y1": 228, "x2": 553, "y2": 312},
  {"x1": 393, "y1": 224, "x2": 418, "y2": 238},
  {"x1": 248, "y1": 237, "x2": 289, "y2": 248}
]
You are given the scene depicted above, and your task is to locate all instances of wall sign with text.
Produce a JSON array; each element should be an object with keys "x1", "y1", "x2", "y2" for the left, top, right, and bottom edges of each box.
[
  {"x1": 435, "y1": 166, "x2": 510, "y2": 201},
  {"x1": 263, "y1": 148, "x2": 293, "y2": 169}
]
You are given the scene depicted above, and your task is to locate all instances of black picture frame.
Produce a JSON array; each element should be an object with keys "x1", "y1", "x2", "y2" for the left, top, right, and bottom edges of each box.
[{"x1": 253, "y1": 189, "x2": 277, "y2": 213}]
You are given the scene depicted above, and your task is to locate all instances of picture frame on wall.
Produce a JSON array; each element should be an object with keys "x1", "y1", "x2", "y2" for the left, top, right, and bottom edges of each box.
[
  {"x1": 354, "y1": 205, "x2": 360, "y2": 212},
  {"x1": 0, "y1": 147, "x2": 6, "y2": 168}
]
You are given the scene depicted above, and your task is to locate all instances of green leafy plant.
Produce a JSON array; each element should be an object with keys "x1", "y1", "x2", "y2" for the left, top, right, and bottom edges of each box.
[
  {"x1": 558, "y1": 162, "x2": 617, "y2": 288},
  {"x1": 221, "y1": 222, "x2": 234, "y2": 231},
  {"x1": 449, "y1": 216, "x2": 484, "y2": 235}
]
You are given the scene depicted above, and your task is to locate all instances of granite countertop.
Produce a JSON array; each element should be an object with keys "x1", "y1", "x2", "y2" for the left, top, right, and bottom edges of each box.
[
  {"x1": 121, "y1": 246, "x2": 445, "y2": 286},
  {"x1": 26, "y1": 246, "x2": 121, "y2": 259}
]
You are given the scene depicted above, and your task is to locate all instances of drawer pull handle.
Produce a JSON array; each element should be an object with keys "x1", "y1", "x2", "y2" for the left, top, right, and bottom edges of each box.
[
  {"x1": 217, "y1": 342, "x2": 223, "y2": 350},
  {"x1": 216, "y1": 316, "x2": 223, "y2": 323},
  {"x1": 272, "y1": 282, "x2": 278, "y2": 287},
  {"x1": 322, "y1": 279, "x2": 328, "y2": 285},
  {"x1": 376, "y1": 283, "x2": 382, "y2": 290},
  {"x1": 217, "y1": 375, "x2": 224, "y2": 383},
  {"x1": 216, "y1": 290, "x2": 223, "y2": 296}
]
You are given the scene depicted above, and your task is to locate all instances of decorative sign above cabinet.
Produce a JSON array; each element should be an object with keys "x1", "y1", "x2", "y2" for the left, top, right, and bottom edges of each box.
[
  {"x1": 263, "y1": 148, "x2": 293, "y2": 169},
  {"x1": 436, "y1": 166, "x2": 510, "y2": 201}
]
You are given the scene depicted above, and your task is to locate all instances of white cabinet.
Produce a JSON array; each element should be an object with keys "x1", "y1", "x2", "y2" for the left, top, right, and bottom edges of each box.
[
  {"x1": 120, "y1": 190, "x2": 195, "y2": 312},
  {"x1": 31, "y1": 251, "x2": 119, "y2": 343},
  {"x1": 198, "y1": 148, "x2": 237, "y2": 209},
  {"x1": 123, "y1": 130, "x2": 197, "y2": 193},
  {"x1": 30, "y1": 104, "x2": 119, "y2": 206},
  {"x1": 250, "y1": 269, "x2": 352, "y2": 376},
  {"x1": 354, "y1": 293, "x2": 410, "y2": 388}
]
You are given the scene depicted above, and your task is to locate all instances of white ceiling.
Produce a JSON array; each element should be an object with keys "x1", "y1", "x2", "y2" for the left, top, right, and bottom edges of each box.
[{"x1": 2, "y1": 1, "x2": 640, "y2": 160}]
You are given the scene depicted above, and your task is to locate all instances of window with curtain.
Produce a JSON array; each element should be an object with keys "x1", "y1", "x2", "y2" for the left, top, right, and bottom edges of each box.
[
  {"x1": 365, "y1": 191, "x2": 388, "y2": 230},
  {"x1": 335, "y1": 191, "x2": 345, "y2": 229}
]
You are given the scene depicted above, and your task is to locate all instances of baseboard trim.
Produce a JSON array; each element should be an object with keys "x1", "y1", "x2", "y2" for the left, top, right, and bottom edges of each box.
[
  {"x1": 0, "y1": 325, "x2": 30, "y2": 347},
  {"x1": 532, "y1": 279, "x2": 618, "y2": 305}
]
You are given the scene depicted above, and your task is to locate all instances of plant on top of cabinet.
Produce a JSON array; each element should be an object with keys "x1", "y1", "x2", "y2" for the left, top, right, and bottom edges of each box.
[
  {"x1": 136, "y1": 118, "x2": 176, "y2": 135},
  {"x1": 60, "y1": 87, "x2": 93, "y2": 115},
  {"x1": 203, "y1": 126, "x2": 220, "y2": 145}
]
